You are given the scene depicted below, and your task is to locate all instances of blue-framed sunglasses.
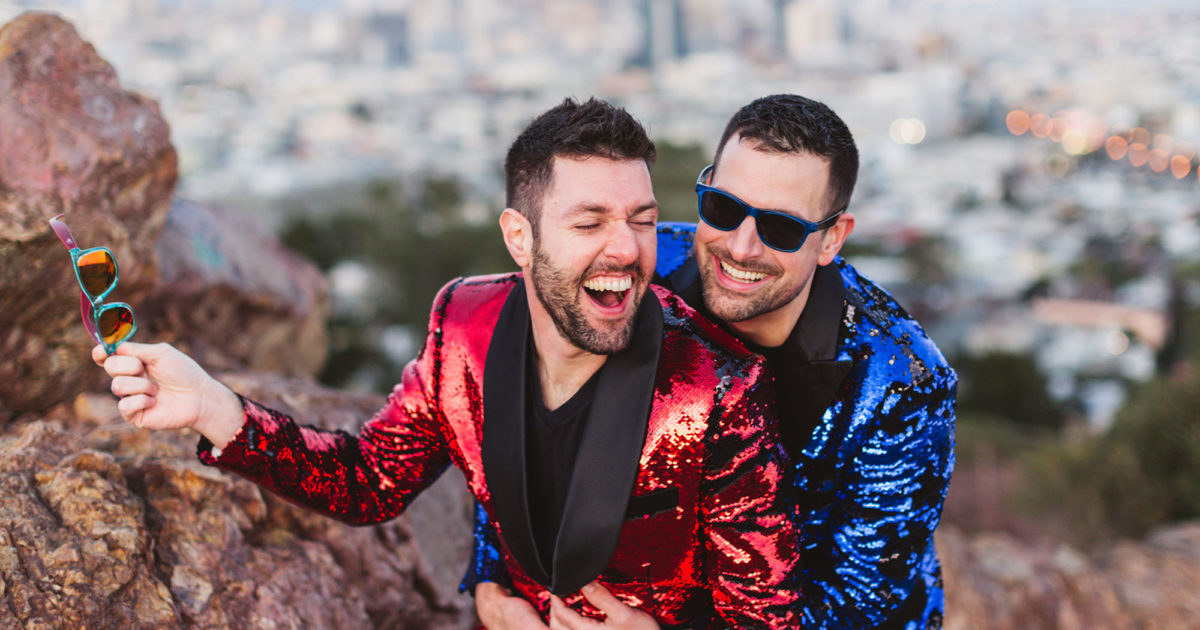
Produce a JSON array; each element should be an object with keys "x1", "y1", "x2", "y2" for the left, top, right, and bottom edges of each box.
[
  {"x1": 49, "y1": 214, "x2": 137, "y2": 354},
  {"x1": 695, "y1": 164, "x2": 844, "y2": 253}
]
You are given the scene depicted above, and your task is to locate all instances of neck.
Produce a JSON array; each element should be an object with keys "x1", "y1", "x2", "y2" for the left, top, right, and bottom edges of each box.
[
  {"x1": 727, "y1": 279, "x2": 811, "y2": 348},
  {"x1": 524, "y1": 278, "x2": 607, "y2": 410}
]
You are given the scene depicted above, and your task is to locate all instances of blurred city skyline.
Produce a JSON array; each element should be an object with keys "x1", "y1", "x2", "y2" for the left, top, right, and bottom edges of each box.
[{"x1": 4, "y1": 0, "x2": 1199, "y2": 427}]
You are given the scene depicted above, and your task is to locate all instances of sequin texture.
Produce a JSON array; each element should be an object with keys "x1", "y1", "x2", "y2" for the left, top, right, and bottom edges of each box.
[
  {"x1": 465, "y1": 223, "x2": 956, "y2": 628},
  {"x1": 199, "y1": 272, "x2": 800, "y2": 628}
]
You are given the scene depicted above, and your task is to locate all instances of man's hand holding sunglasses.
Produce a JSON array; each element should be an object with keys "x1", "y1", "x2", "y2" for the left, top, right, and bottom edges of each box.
[{"x1": 92, "y1": 342, "x2": 245, "y2": 449}]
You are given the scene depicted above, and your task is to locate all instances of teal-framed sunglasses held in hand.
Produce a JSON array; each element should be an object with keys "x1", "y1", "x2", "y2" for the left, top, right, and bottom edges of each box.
[{"x1": 49, "y1": 214, "x2": 137, "y2": 354}]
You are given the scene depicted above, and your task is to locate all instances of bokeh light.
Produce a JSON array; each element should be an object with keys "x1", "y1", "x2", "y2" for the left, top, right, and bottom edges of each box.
[
  {"x1": 1129, "y1": 127, "x2": 1151, "y2": 146},
  {"x1": 1007, "y1": 106, "x2": 1196, "y2": 180},
  {"x1": 1148, "y1": 149, "x2": 1169, "y2": 173},
  {"x1": 1062, "y1": 129, "x2": 1090, "y2": 155},
  {"x1": 1128, "y1": 142, "x2": 1150, "y2": 167},
  {"x1": 1153, "y1": 133, "x2": 1173, "y2": 153},
  {"x1": 889, "y1": 118, "x2": 926, "y2": 144},
  {"x1": 1047, "y1": 154, "x2": 1071, "y2": 178},
  {"x1": 1107, "y1": 330, "x2": 1130, "y2": 356},
  {"x1": 1006, "y1": 110, "x2": 1031, "y2": 135},
  {"x1": 1030, "y1": 113, "x2": 1050, "y2": 138},
  {"x1": 1047, "y1": 117, "x2": 1067, "y2": 142},
  {"x1": 1170, "y1": 155, "x2": 1192, "y2": 179},
  {"x1": 1105, "y1": 136, "x2": 1129, "y2": 160}
]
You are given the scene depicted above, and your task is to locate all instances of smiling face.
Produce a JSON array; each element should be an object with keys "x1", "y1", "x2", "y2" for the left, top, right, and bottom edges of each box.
[
  {"x1": 512, "y1": 156, "x2": 658, "y2": 355},
  {"x1": 694, "y1": 135, "x2": 853, "y2": 346}
]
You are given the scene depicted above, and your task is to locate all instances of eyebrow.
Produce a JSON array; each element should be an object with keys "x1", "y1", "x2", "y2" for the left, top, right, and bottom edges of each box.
[
  {"x1": 706, "y1": 184, "x2": 800, "y2": 216},
  {"x1": 563, "y1": 202, "x2": 659, "y2": 218}
]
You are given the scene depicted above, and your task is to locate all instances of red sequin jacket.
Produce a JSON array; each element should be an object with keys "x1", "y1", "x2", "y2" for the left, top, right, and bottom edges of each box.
[{"x1": 199, "y1": 273, "x2": 799, "y2": 628}]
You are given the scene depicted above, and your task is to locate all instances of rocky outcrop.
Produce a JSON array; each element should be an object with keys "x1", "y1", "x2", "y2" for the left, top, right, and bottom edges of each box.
[
  {"x1": 0, "y1": 374, "x2": 475, "y2": 630},
  {"x1": 139, "y1": 199, "x2": 329, "y2": 377},
  {"x1": 0, "y1": 13, "x2": 326, "y2": 422},
  {"x1": 940, "y1": 523, "x2": 1200, "y2": 629},
  {"x1": 0, "y1": 12, "x2": 177, "y2": 419},
  {"x1": 0, "y1": 11, "x2": 471, "y2": 629}
]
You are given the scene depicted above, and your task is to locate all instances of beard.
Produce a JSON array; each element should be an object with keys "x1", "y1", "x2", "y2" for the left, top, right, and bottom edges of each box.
[
  {"x1": 530, "y1": 242, "x2": 643, "y2": 355},
  {"x1": 697, "y1": 243, "x2": 805, "y2": 323}
]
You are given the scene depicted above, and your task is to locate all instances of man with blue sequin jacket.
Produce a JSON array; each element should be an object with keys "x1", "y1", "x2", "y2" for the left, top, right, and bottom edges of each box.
[{"x1": 468, "y1": 94, "x2": 957, "y2": 629}]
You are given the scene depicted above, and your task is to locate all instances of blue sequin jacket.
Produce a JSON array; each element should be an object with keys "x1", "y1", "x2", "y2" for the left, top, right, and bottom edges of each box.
[{"x1": 462, "y1": 223, "x2": 957, "y2": 629}]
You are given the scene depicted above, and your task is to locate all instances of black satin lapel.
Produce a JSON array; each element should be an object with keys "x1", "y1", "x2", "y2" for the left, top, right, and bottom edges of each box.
[
  {"x1": 773, "y1": 358, "x2": 854, "y2": 457},
  {"x1": 795, "y1": 263, "x2": 846, "y2": 362},
  {"x1": 481, "y1": 282, "x2": 550, "y2": 586},
  {"x1": 770, "y1": 262, "x2": 854, "y2": 456},
  {"x1": 550, "y1": 293, "x2": 664, "y2": 595},
  {"x1": 663, "y1": 256, "x2": 703, "y2": 307}
]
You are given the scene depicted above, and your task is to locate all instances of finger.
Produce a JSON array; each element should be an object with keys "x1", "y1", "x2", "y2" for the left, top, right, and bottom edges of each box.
[
  {"x1": 102, "y1": 355, "x2": 147, "y2": 378},
  {"x1": 549, "y1": 595, "x2": 594, "y2": 630},
  {"x1": 92, "y1": 344, "x2": 108, "y2": 366},
  {"x1": 117, "y1": 394, "x2": 156, "y2": 425},
  {"x1": 580, "y1": 582, "x2": 628, "y2": 619},
  {"x1": 111, "y1": 375, "x2": 157, "y2": 398}
]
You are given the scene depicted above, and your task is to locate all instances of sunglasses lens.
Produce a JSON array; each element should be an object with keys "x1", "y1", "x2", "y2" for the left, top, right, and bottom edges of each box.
[
  {"x1": 97, "y1": 306, "x2": 136, "y2": 346},
  {"x1": 699, "y1": 190, "x2": 747, "y2": 230},
  {"x1": 756, "y1": 214, "x2": 808, "y2": 251},
  {"x1": 77, "y1": 250, "x2": 117, "y2": 298}
]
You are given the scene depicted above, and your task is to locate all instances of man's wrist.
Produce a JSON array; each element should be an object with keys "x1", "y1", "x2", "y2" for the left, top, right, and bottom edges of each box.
[{"x1": 194, "y1": 380, "x2": 246, "y2": 450}]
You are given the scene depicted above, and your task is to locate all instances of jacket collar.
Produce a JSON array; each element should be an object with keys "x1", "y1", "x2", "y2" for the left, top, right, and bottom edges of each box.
[
  {"x1": 481, "y1": 281, "x2": 663, "y2": 594},
  {"x1": 664, "y1": 259, "x2": 853, "y2": 454}
]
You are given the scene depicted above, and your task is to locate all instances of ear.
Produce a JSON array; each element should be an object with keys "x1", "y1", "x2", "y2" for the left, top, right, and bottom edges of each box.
[
  {"x1": 500, "y1": 208, "x2": 534, "y2": 268},
  {"x1": 816, "y1": 212, "x2": 855, "y2": 266}
]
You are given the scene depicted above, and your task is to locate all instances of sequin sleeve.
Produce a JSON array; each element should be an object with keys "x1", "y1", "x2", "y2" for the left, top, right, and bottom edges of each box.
[
  {"x1": 700, "y1": 357, "x2": 801, "y2": 629},
  {"x1": 197, "y1": 293, "x2": 454, "y2": 527},
  {"x1": 800, "y1": 367, "x2": 956, "y2": 627}
]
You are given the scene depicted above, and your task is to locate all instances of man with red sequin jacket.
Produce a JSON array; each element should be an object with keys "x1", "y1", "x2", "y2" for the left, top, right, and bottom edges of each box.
[
  {"x1": 468, "y1": 95, "x2": 957, "y2": 629},
  {"x1": 94, "y1": 98, "x2": 800, "y2": 629}
]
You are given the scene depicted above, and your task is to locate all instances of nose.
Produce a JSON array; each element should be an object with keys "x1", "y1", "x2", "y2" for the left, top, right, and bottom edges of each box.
[
  {"x1": 724, "y1": 216, "x2": 765, "y2": 262},
  {"x1": 604, "y1": 220, "x2": 640, "y2": 266}
]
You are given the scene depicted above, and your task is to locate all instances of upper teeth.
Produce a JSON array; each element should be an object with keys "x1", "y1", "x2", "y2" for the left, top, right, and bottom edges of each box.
[
  {"x1": 721, "y1": 260, "x2": 767, "y2": 283},
  {"x1": 583, "y1": 276, "x2": 632, "y2": 292}
]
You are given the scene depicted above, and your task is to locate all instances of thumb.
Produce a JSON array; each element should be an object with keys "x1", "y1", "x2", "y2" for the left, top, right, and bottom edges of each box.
[{"x1": 111, "y1": 341, "x2": 171, "y2": 364}]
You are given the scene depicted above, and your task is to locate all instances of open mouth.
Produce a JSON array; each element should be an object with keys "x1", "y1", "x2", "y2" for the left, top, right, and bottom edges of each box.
[{"x1": 582, "y1": 276, "x2": 633, "y2": 310}]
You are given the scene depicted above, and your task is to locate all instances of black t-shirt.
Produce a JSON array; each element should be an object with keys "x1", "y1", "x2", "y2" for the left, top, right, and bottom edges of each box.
[{"x1": 524, "y1": 347, "x2": 600, "y2": 573}]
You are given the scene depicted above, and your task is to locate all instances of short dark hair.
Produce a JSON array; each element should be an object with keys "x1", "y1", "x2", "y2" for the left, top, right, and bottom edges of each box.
[
  {"x1": 714, "y1": 94, "x2": 858, "y2": 217},
  {"x1": 505, "y1": 97, "x2": 656, "y2": 233}
]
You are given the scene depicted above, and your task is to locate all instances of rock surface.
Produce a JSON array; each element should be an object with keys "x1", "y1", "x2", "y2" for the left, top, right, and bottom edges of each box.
[
  {"x1": 940, "y1": 523, "x2": 1200, "y2": 630},
  {"x1": 0, "y1": 12, "x2": 177, "y2": 420},
  {"x1": 0, "y1": 374, "x2": 476, "y2": 630},
  {"x1": 139, "y1": 198, "x2": 329, "y2": 377}
]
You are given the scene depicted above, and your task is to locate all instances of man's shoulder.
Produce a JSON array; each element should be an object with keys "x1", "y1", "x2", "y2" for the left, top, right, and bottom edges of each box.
[
  {"x1": 834, "y1": 259, "x2": 954, "y2": 387},
  {"x1": 656, "y1": 222, "x2": 697, "y2": 279},
  {"x1": 431, "y1": 272, "x2": 521, "y2": 326},
  {"x1": 650, "y1": 284, "x2": 759, "y2": 370}
]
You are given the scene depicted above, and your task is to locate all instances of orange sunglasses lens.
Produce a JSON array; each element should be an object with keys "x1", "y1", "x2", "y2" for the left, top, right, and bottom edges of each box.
[
  {"x1": 97, "y1": 306, "x2": 135, "y2": 345},
  {"x1": 76, "y1": 250, "x2": 117, "y2": 298}
]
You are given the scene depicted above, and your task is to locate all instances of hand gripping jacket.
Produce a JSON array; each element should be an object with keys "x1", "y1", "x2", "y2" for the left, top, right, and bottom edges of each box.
[
  {"x1": 465, "y1": 225, "x2": 957, "y2": 629},
  {"x1": 198, "y1": 273, "x2": 801, "y2": 628}
]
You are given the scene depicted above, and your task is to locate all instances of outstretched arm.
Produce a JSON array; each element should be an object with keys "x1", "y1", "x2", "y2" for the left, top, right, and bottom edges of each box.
[
  {"x1": 96, "y1": 280, "x2": 461, "y2": 527},
  {"x1": 797, "y1": 369, "x2": 956, "y2": 627}
]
